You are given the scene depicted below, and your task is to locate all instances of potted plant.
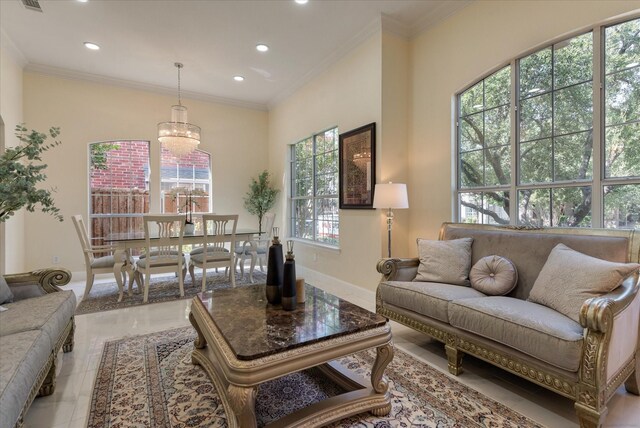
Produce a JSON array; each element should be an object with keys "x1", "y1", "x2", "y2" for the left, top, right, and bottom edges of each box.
[
  {"x1": 0, "y1": 124, "x2": 63, "y2": 222},
  {"x1": 243, "y1": 170, "x2": 279, "y2": 234}
]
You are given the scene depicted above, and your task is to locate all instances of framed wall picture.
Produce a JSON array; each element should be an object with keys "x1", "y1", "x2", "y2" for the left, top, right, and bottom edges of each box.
[{"x1": 339, "y1": 122, "x2": 376, "y2": 209}]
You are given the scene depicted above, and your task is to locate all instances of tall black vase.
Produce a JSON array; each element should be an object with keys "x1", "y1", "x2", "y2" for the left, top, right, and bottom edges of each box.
[
  {"x1": 282, "y1": 240, "x2": 297, "y2": 311},
  {"x1": 265, "y1": 228, "x2": 283, "y2": 304}
]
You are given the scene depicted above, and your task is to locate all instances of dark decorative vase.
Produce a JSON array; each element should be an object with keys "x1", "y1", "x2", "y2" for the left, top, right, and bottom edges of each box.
[
  {"x1": 282, "y1": 240, "x2": 297, "y2": 311},
  {"x1": 265, "y1": 227, "x2": 283, "y2": 304}
]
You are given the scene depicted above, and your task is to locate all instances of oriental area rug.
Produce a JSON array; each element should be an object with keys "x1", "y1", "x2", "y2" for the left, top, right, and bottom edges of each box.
[
  {"x1": 76, "y1": 271, "x2": 266, "y2": 315},
  {"x1": 87, "y1": 327, "x2": 544, "y2": 428}
]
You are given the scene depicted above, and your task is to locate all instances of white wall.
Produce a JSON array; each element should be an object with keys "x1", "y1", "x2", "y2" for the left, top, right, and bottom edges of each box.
[
  {"x1": 23, "y1": 72, "x2": 268, "y2": 272},
  {"x1": 408, "y1": 1, "x2": 640, "y2": 242},
  {"x1": 0, "y1": 37, "x2": 25, "y2": 273},
  {"x1": 268, "y1": 33, "x2": 384, "y2": 291}
]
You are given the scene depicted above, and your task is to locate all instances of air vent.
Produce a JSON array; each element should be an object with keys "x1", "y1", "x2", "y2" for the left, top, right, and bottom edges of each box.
[{"x1": 22, "y1": 0, "x2": 42, "y2": 12}]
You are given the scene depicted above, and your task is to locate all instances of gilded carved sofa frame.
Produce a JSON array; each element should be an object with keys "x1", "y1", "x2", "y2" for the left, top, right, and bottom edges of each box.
[
  {"x1": 376, "y1": 223, "x2": 640, "y2": 428},
  {"x1": 3, "y1": 268, "x2": 74, "y2": 428}
]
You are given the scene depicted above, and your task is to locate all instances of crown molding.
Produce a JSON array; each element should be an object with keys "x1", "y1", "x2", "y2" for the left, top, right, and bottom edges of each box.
[
  {"x1": 410, "y1": 1, "x2": 472, "y2": 38},
  {"x1": 24, "y1": 63, "x2": 268, "y2": 112},
  {"x1": 0, "y1": 29, "x2": 28, "y2": 67},
  {"x1": 267, "y1": 15, "x2": 382, "y2": 109},
  {"x1": 381, "y1": 14, "x2": 411, "y2": 40}
]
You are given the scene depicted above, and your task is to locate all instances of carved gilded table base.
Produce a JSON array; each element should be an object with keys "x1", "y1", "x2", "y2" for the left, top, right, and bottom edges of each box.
[{"x1": 189, "y1": 298, "x2": 393, "y2": 427}]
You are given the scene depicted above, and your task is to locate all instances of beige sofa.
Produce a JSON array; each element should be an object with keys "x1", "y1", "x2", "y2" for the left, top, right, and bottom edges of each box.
[
  {"x1": 0, "y1": 268, "x2": 75, "y2": 428},
  {"x1": 376, "y1": 223, "x2": 640, "y2": 428}
]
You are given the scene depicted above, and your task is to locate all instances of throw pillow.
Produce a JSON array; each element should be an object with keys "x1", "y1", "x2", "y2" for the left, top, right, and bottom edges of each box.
[
  {"x1": 528, "y1": 243, "x2": 640, "y2": 323},
  {"x1": 0, "y1": 275, "x2": 14, "y2": 305},
  {"x1": 414, "y1": 238, "x2": 473, "y2": 286},
  {"x1": 470, "y1": 255, "x2": 518, "y2": 296}
]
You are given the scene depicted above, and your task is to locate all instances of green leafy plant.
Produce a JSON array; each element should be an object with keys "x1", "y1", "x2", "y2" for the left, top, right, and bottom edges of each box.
[
  {"x1": 90, "y1": 142, "x2": 120, "y2": 170},
  {"x1": 0, "y1": 124, "x2": 62, "y2": 222},
  {"x1": 243, "y1": 170, "x2": 279, "y2": 233}
]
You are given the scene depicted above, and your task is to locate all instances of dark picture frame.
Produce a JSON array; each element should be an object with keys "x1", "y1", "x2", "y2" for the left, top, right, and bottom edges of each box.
[{"x1": 339, "y1": 122, "x2": 376, "y2": 209}]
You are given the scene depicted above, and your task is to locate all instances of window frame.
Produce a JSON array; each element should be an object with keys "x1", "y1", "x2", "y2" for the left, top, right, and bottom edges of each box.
[
  {"x1": 289, "y1": 126, "x2": 340, "y2": 247},
  {"x1": 454, "y1": 14, "x2": 640, "y2": 228}
]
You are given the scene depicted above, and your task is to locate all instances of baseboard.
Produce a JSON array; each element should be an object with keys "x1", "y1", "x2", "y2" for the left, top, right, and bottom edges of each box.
[{"x1": 295, "y1": 265, "x2": 376, "y2": 301}]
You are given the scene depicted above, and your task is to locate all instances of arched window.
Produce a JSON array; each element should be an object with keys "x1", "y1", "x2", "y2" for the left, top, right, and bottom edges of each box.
[{"x1": 456, "y1": 16, "x2": 639, "y2": 229}]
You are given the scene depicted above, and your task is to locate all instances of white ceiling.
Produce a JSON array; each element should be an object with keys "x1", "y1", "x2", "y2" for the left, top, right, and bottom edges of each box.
[{"x1": 0, "y1": 0, "x2": 469, "y2": 110}]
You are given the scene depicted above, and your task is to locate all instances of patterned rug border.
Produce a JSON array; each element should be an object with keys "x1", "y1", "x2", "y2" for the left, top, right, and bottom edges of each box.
[
  {"x1": 75, "y1": 271, "x2": 266, "y2": 315},
  {"x1": 88, "y1": 326, "x2": 545, "y2": 428}
]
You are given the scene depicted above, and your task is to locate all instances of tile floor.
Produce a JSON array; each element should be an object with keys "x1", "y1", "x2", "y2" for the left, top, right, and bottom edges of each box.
[{"x1": 23, "y1": 270, "x2": 640, "y2": 428}]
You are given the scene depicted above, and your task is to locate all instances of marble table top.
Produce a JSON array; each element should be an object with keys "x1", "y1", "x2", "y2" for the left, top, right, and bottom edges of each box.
[{"x1": 197, "y1": 284, "x2": 387, "y2": 361}]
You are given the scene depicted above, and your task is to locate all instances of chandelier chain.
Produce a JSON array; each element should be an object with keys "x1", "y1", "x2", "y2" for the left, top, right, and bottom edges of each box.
[{"x1": 175, "y1": 62, "x2": 183, "y2": 106}]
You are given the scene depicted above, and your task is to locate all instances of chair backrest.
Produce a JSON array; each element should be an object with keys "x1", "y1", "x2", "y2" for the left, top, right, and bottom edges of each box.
[
  {"x1": 143, "y1": 214, "x2": 185, "y2": 267},
  {"x1": 72, "y1": 214, "x2": 94, "y2": 264},
  {"x1": 202, "y1": 214, "x2": 238, "y2": 257}
]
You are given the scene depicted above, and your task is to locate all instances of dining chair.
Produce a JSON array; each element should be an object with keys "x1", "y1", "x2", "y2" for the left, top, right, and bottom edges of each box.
[
  {"x1": 235, "y1": 212, "x2": 275, "y2": 283},
  {"x1": 189, "y1": 214, "x2": 238, "y2": 291},
  {"x1": 72, "y1": 214, "x2": 132, "y2": 299},
  {"x1": 134, "y1": 214, "x2": 187, "y2": 303}
]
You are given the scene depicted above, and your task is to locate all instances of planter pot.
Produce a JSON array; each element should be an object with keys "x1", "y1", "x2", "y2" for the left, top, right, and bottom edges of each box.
[{"x1": 185, "y1": 223, "x2": 195, "y2": 235}]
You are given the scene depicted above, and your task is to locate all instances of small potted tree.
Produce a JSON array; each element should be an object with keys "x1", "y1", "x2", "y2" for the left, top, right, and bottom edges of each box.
[
  {"x1": 0, "y1": 125, "x2": 63, "y2": 223},
  {"x1": 243, "y1": 170, "x2": 279, "y2": 234}
]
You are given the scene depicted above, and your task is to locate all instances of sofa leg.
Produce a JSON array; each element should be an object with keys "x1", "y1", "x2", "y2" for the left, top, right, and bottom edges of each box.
[
  {"x1": 63, "y1": 318, "x2": 75, "y2": 353},
  {"x1": 575, "y1": 401, "x2": 608, "y2": 428},
  {"x1": 624, "y1": 359, "x2": 639, "y2": 395},
  {"x1": 445, "y1": 344, "x2": 463, "y2": 375},
  {"x1": 38, "y1": 359, "x2": 56, "y2": 396}
]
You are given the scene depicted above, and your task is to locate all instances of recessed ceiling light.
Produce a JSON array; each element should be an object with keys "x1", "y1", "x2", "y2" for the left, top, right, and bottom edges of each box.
[
  {"x1": 295, "y1": 0, "x2": 308, "y2": 4},
  {"x1": 77, "y1": 0, "x2": 88, "y2": 3},
  {"x1": 256, "y1": 44, "x2": 269, "y2": 52},
  {"x1": 83, "y1": 42, "x2": 100, "y2": 50},
  {"x1": 233, "y1": 75, "x2": 245, "y2": 82}
]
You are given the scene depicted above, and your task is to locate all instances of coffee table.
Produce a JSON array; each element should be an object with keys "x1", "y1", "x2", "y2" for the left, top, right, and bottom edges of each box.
[{"x1": 189, "y1": 283, "x2": 393, "y2": 427}]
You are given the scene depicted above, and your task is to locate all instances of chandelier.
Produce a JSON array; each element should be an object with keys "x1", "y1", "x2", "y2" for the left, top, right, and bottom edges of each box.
[{"x1": 158, "y1": 62, "x2": 201, "y2": 158}]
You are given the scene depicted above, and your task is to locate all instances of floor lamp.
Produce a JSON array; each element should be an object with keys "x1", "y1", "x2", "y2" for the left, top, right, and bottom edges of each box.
[{"x1": 373, "y1": 182, "x2": 409, "y2": 258}]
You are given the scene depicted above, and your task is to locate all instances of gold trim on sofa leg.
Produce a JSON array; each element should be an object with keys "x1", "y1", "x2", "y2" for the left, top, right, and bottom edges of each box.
[
  {"x1": 624, "y1": 359, "x2": 639, "y2": 395},
  {"x1": 63, "y1": 317, "x2": 75, "y2": 353},
  {"x1": 38, "y1": 358, "x2": 56, "y2": 396},
  {"x1": 445, "y1": 344, "x2": 463, "y2": 375},
  {"x1": 575, "y1": 402, "x2": 608, "y2": 428}
]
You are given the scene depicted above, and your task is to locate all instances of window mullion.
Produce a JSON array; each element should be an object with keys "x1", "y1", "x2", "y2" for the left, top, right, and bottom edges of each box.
[
  {"x1": 591, "y1": 26, "x2": 604, "y2": 227},
  {"x1": 510, "y1": 58, "x2": 518, "y2": 224}
]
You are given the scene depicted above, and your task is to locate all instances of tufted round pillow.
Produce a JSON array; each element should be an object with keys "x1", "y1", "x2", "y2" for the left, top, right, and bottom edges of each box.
[{"x1": 469, "y1": 255, "x2": 518, "y2": 296}]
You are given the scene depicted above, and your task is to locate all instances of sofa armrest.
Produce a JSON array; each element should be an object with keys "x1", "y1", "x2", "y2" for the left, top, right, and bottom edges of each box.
[
  {"x1": 580, "y1": 273, "x2": 640, "y2": 332},
  {"x1": 579, "y1": 272, "x2": 640, "y2": 387},
  {"x1": 376, "y1": 258, "x2": 419, "y2": 282},
  {"x1": 4, "y1": 267, "x2": 72, "y2": 300}
]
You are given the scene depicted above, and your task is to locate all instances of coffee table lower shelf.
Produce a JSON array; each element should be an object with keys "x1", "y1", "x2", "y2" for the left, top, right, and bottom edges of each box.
[{"x1": 189, "y1": 298, "x2": 394, "y2": 428}]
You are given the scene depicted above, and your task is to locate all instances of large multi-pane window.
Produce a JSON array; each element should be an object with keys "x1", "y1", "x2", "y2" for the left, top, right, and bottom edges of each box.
[
  {"x1": 88, "y1": 143, "x2": 213, "y2": 246},
  {"x1": 456, "y1": 17, "x2": 640, "y2": 229},
  {"x1": 290, "y1": 127, "x2": 339, "y2": 246}
]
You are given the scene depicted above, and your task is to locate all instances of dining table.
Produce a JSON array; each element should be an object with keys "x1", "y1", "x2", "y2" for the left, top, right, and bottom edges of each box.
[{"x1": 105, "y1": 228, "x2": 260, "y2": 302}]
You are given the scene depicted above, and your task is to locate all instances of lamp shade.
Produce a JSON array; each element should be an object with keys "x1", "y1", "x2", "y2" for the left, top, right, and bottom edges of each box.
[{"x1": 373, "y1": 183, "x2": 408, "y2": 209}]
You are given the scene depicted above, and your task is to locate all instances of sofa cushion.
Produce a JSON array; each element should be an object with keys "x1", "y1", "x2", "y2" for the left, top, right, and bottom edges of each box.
[
  {"x1": 415, "y1": 238, "x2": 473, "y2": 286},
  {"x1": 449, "y1": 297, "x2": 584, "y2": 372},
  {"x1": 0, "y1": 330, "x2": 53, "y2": 428},
  {"x1": 470, "y1": 255, "x2": 518, "y2": 296},
  {"x1": 379, "y1": 281, "x2": 486, "y2": 323},
  {"x1": 0, "y1": 291, "x2": 76, "y2": 345},
  {"x1": 0, "y1": 276, "x2": 13, "y2": 304},
  {"x1": 528, "y1": 243, "x2": 640, "y2": 323}
]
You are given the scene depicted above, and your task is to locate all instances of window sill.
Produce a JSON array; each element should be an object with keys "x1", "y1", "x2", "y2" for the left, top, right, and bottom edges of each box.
[{"x1": 288, "y1": 238, "x2": 341, "y2": 253}]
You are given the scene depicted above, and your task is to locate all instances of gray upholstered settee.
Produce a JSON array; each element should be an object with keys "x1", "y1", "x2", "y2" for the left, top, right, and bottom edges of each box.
[
  {"x1": 0, "y1": 268, "x2": 75, "y2": 428},
  {"x1": 376, "y1": 223, "x2": 640, "y2": 428}
]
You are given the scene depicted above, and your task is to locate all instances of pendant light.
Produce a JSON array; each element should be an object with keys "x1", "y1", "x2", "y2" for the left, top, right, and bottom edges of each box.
[{"x1": 158, "y1": 62, "x2": 201, "y2": 157}]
